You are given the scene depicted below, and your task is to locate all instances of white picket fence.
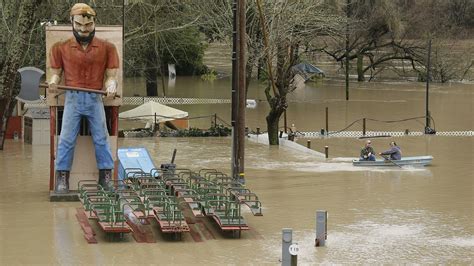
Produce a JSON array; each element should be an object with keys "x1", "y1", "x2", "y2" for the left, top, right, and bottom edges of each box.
[{"x1": 299, "y1": 130, "x2": 473, "y2": 138}]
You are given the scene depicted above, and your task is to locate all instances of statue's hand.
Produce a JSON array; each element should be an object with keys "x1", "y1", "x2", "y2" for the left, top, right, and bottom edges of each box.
[
  {"x1": 105, "y1": 80, "x2": 117, "y2": 98},
  {"x1": 48, "y1": 82, "x2": 59, "y2": 94},
  {"x1": 47, "y1": 74, "x2": 61, "y2": 94}
]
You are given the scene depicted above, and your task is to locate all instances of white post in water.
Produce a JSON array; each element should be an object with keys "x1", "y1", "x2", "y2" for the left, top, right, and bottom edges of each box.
[
  {"x1": 315, "y1": 210, "x2": 327, "y2": 247},
  {"x1": 289, "y1": 243, "x2": 299, "y2": 266},
  {"x1": 282, "y1": 228, "x2": 293, "y2": 266}
]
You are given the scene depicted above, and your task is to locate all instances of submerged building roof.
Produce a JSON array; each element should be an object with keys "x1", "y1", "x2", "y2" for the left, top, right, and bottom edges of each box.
[{"x1": 292, "y1": 62, "x2": 325, "y2": 81}]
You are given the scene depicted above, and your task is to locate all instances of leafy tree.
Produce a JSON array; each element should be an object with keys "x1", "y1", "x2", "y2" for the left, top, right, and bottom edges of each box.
[
  {"x1": 158, "y1": 27, "x2": 207, "y2": 76},
  {"x1": 124, "y1": 1, "x2": 205, "y2": 96}
]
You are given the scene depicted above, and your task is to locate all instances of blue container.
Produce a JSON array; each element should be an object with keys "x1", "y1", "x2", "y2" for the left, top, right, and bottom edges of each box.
[{"x1": 117, "y1": 147, "x2": 158, "y2": 180}]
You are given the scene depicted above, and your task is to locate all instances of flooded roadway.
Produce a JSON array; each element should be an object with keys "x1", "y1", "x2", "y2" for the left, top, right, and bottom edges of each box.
[{"x1": 0, "y1": 79, "x2": 472, "y2": 264}]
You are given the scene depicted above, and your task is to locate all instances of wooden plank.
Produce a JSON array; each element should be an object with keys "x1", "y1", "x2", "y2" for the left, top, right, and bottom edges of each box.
[
  {"x1": 125, "y1": 216, "x2": 156, "y2": 243},
  {"x1": 75, "y1": 208, "x2": 98, "y2": 244},
  {"x1": 188, "y1": 224, "x2": 203, "y2": 242},
  {"x1": 133, "y1": 211, "x2": 150, "y2": 224},
  {"x1": 98, "y1": 222, "x2": 132, "y2": 233},
  {"x1": 84, "y1": 234, "x2": 98, "y2": 244},
  {"x1": 157, "y1": 220, "x2": 189, "y2": 233},
  {"x1": 144, "y1": 227, "x2": 155, "y2": 243},
  {"x1": 220, "y1": 226, "x2": 249, "y2": 231},
  {"x1": 247, "y1": 226, "x2": 264, "y2": 240},
  {"x1": 80, "y1": 222, "x2": 95, "y2": 236},
  {"x1": 192, "y1": 209, "x2": 205, "y2": 217},
  {"x1": 196, "y1": 221, "x2": 215, "y2": 240}
]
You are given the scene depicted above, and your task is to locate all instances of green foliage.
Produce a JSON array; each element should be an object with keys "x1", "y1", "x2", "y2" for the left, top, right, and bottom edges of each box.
[
  {"x1": 159, "y1": 28, "x2": 207, "y2": 76},
  {"x1": 123, "y1": 2, "x2": 208, "y2": 78},
  {"x1": 160, "y1": 125, "x2": 231, "y2": 137},
  {"x1": 208, "y1": 124, "x2": 232, "y2": 136},
  {"x1": 417, "y1": 71, "x2": 428, "y2": 82},
  {"x1": 201, "y1": 69, "x2": 218, "y2": 81},
  {"x1": 257, "y1": 69, "x2": 268, "y2": 81}
]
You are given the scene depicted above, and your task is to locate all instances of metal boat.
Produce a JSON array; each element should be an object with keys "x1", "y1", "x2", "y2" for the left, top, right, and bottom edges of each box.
[{"x1": 352, "y1": 156, "x2": 433, "y2": 167}]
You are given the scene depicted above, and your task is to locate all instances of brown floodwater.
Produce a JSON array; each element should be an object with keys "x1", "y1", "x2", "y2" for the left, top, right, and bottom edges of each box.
[{"x1": 0, "y1": 76, "x2": 472, "y2": 264}]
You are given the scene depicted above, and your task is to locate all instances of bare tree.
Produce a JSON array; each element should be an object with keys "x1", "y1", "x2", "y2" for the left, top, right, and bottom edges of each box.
[
  {"x1": 316, "y1": 0, "x2": 421, "y2": 81},
  {"x1": 194, "y1": 0, "x2": 340, "y2": 144},
  {"x1": 400, "y1": 0, "x2": 474, "y2": 82},
  {"x1": 255, "y1": 0, "x2": 341, "y2": 144},
  {"x1": 317, "y1": 0, "x2": 473, "y2": 83},
  {"x1": 0, "y1": 0, "x2": 42, "y2": 150}
]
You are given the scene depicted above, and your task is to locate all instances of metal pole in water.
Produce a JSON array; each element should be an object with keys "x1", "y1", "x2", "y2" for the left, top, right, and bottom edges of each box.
[
  {"x1": 425, "y1": 38, "x2": 432, "y2": 132},
  {"x1": 345, "y1": 0, "x2": 351, "y2": 101},
  {"x1": 282, "y1": 228, "x2": 293, "y2": 266},
  {"x1": 171, "y1": 149, "x2": 177, "y2": 164},
  {"x1": 291, "y1": 253, "x2": 297, "y2": 266},
  {"x1": 362, "y1": 118, "x2": 366, "y2": 136},
  {"x1": 315, "y1": 210, "x2": 327, "y2": 247},
  {"x1": 325, "y1": 146, "x2": 329, "y2": 159},
  {"x1": 325, "y1": 107, "x2": 328, "y2": 136},
  {"x1": 307, "y1": 140, "x2": 311, "y2": 149}
]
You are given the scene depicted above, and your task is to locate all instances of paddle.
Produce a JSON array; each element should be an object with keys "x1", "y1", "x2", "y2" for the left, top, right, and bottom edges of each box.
[{"x1": 380, "y1": 154, "x2": 403, "y2": 168}]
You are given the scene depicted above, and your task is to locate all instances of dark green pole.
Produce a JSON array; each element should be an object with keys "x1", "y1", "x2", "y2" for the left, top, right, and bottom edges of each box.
[
  {"x1": 345, "y1": 0, "x2": 351, "y2": 101},
  {"x1": 425, "y1": 39, "x2": 432, "y2": 131}
]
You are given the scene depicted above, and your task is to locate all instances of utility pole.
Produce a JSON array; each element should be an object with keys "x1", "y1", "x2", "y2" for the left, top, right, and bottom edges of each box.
[
  {"x1": 231, "y1": 0, "x2": 238, "y2": 179},
  {"x1": 123, "y1": 0, "x2": 126, "y2": 61},
  {"x1": 231, "y1": 0, "x2": 246, "y2": 182},
  {"x1": 237, "y1": 0, "x2": 246, "y2": 182}
]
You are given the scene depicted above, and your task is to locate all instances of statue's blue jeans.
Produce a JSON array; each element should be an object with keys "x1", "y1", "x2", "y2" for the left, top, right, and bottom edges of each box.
[{"x1": 55, "y1": 91, "x2": 114, "y2": 171}]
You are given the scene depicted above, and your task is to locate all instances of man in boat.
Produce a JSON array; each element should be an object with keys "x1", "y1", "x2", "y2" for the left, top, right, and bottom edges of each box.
[
  {"x1": 379, "y1": 141, "x2": 402, "y2": 160},
  {"x1": 288, "y1": 123, "x2": 296, "y2": 141},
  {"x1": 360, "y1": 140, "x2": 376, "y2": 161},
  {"x1": 48, "y1": 3, "x2": 119, "y2": 193}
]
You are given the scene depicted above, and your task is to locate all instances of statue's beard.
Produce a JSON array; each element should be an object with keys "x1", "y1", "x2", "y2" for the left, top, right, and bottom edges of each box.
[{"x1": 73, "y1": 28, "x2": 95, "y2": 44}]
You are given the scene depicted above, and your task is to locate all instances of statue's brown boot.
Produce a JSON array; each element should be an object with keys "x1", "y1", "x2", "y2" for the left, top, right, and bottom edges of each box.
[{"x1": 55, "y1": 170, "x2": 70, "y2": 193}]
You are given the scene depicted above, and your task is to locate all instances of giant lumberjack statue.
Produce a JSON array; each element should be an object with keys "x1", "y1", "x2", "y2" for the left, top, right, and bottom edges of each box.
[{"x1": 49, "y1": 3, "x2": 119, "y2": 193}]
